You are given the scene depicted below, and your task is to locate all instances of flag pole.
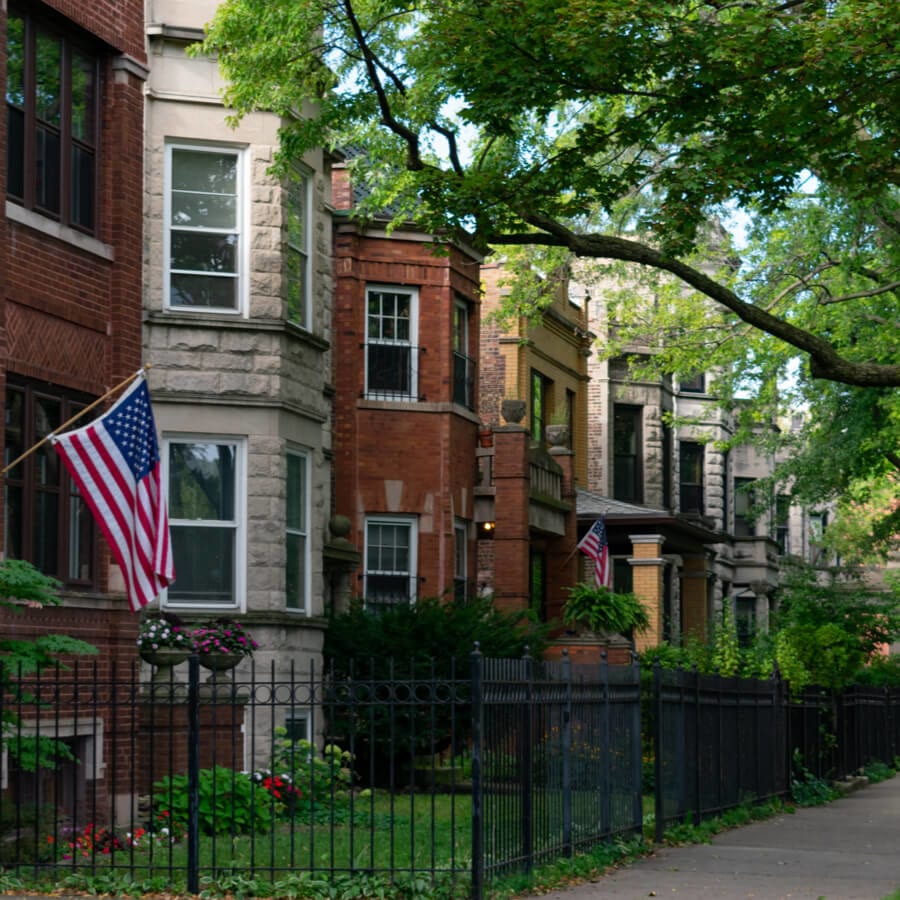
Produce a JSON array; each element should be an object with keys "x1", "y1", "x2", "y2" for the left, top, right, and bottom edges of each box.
[{"x1": 1, "y1": 364, "x2": 151, "y2": 476}]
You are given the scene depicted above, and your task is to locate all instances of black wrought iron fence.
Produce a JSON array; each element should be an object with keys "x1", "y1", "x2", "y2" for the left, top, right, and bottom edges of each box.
[
  {"x1": 0, "y1": 651, "x2": 644, "y2": 899},
  {"x1": 652, "y1": 663, "x2": 791, "y2": 841},
  {"x1": 473, "y1": 653, "x2": 643, "y2": 894},
  {"x1": 2, "y1": 655, "x2": 897, "y2": 898}
]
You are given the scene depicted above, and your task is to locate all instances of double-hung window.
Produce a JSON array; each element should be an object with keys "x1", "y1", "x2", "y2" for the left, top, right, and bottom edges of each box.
[
  {"x1": 164, "y1": 438, "x2": 244, "y2": 608},
  {"x1": 679, "y1": 441, "x2": 705, "y2": 515},
  {"x1": 613, "y1": 405, "x2": 642, "y2": 504},
  {"x1": 6, "y1": 8, "x2": 99, "y2": 232},
  {"x1": 365, "y1": 286, "x2": 418, "y2": 399},
  {"x1": 285, "y1": 169, "x2": 310, "y2": 328},
  {"x1": 452, "y1": 299, "x2": 475, "y2": 409},
  {"x1": 364, "y1": 516, "x2": 417, "y2": 609},
  {"x1": 734, "y1": 477, "x2": 756, "y2": 536},
  {"x1": 285, "y1": 450, "x2": 310, "y2": 613},
  {"x1": 165, "y1": 145, "x2": 244, "y2": 312},
  {"x1": 4, "y1": 380, "x2": 95, "y2": 585}
]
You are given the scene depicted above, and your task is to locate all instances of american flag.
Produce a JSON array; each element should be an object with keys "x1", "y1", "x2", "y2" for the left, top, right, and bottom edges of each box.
[
  {"x1": 52, "y1": 373, "x2": 174, "y2": 611},
  {"x1": 578, "y1": 517, "x2": 611, "y2": 588}
]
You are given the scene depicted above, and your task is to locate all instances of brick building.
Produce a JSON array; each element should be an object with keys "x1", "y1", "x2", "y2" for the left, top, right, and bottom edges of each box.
[
  {"x1": 1, "y1": 0, "x2": 148, "y2": 817},
  {"x1": 330, "y1": 160, "x2": 483, "y2": 606},
  {"x1": 476, "y1": 259, "x2": 590, "y2": 630}
]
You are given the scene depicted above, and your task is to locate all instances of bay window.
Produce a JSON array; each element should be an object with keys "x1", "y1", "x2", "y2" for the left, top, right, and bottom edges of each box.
[
  {"x1": 165, "y1": 145, "x2": 244, "y2": 312},
  {"x1": 164, "y1": 438, "x2": 244, "y2": 608},
  {"x1": 364, "y1": 516, "x2": 417, "y2": 609},
  {"x1": 365, "y1": 286, "x2": 418, "y2": 399}
]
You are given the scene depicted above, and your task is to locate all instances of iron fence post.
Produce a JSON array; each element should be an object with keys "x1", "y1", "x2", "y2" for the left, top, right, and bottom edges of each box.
[
  {"x1": 521, "y1": 649, "x2": 534, "y2": 873},
  {"x1": 561, "y1": 650, "x2": 572, "y2": 857},
  {"x1": 187, "y1": 653, "x2": 200, "y2": 894},
  {"x1": 470, "y1": 644, "x2": 484, "y2": 900},
  {"x1": 630, "y1": 653, "x2": 642, "y2": 835},
  {"x1": 653, "y1": 660, "x2": 664, "y2": 843},
  {"x1": 600, "y1": 651, "x2": 611, "y2": 838}
]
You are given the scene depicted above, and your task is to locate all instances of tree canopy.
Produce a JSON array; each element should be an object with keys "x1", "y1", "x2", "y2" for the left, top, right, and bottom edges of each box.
[
  {"x1": 202, "y1": 0, "x2": 897, "y2": 387},
  {"x1": 199, "y1": 0, "x2": 899, "y2": 554}
]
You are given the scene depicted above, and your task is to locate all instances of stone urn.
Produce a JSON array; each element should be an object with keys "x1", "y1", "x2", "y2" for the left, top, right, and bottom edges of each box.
[
  {"x1": 501, "y1": 398, "x2": 526, "y2": 425},
  {"x1": 546, "y1": 423, "x2": 570, "y2": 447},
  {"x1": 140, "y1": 647, "x2": 192, "y2": 684},
  {"x1": 198, "y1": 651, "x2": 242, "y2": 686}
]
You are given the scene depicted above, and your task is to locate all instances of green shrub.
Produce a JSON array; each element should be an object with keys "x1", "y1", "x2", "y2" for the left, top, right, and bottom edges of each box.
[
  {"x1": 153, "y1": 766, "x2": 271, "y2": 836},
  {"x1": 854, "y1": 654, "x2": 900, "y2": 687}
]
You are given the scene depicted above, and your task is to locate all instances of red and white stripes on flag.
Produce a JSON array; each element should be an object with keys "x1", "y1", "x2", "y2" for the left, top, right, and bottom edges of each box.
[
  {"x1": 578, "y1": 517, "x2": 611, "y2": 588},
  {"x1": 52, "y1": 372, "x2": 174, "y2": 611}
]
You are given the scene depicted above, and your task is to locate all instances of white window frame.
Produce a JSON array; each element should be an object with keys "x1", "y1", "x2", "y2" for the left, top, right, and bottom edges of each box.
[
  {"x1": 285, "y1": 448, "x2": 311, "y2": 614},
  {"x1": 285, "y1": 167, "x2": 311, "y2": 330},
  {"x1": 162, "y1": 435, "x2": 246, "y2": 611},
  {"x1": 163, "y1": 142, "x2": 249, "y2": 315},
  {"x1": 364, "y1": 284, "x2": 419, "y2": 400},
  {"x1": 364, "y1": 514, "x2": 418, "y2": 607}
]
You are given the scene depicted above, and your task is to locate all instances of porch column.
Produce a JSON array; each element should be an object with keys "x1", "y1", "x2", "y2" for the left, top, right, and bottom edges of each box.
[
  {"x1": 546, "y1": 445, "x2": 577, "y2": 623},
  {"x1": 628, "y1": 534, "x2": 665, "y2": 652},
  {"x1": 680, "y1": 554, "x2": 709, "y2": 640},
  {"x1": 492, "y1": 424, "x2": 531, "y2": 612}
]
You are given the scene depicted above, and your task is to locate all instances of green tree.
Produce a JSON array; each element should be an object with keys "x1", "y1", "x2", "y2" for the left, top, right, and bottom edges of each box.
[
  {"x1": 200, "y1": 0, "x2": 899, "y2": 554},
  {"x1": 199, "y1": 0, "x2": 898, "y2": 391},
  {"x1": 771, "y1": 561, "x2": 900, "y2": 692},
  {"x1": 0, "y1": 560, "x2": 97, "y2": 773}
]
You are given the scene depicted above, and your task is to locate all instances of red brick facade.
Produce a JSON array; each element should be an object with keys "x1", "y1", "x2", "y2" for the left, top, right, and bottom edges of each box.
[
  {"x1": 332, "y1": 167, "x2": 483, "y2": 601},
  {"x1": 0, "y1": 1, "x2": 147, "y2": 809}
]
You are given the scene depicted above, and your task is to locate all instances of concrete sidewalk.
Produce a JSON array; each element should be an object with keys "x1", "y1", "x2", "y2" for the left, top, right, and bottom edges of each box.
[{"x1": 525, "y1": 775, "x2": 900, "y2": 900}]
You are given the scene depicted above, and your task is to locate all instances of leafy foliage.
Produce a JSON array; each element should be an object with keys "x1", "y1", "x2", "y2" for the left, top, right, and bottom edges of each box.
[
  {"x1": 562, "y1": 583, "x2": 649, "y2": 637},
  {"x1": 324, "y1": 596, "x2": 546, "y2": 769},
  {"x1": 153, "y1": 767, "x2": 272, "y2": 837},
  {"x1": 200, "y1": 0, "x2": 899, "y2": 393},
  {"x1": 324, "y1": 595, "x2": 547, "y2": 674}
]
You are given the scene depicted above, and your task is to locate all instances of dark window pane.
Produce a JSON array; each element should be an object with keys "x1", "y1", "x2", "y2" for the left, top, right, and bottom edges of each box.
[
  {"x1": 70, "y1": 50, "x2": 95, "y2": 142},
  {"x1": 4, "y1": 389, "x2": 25, "y2": 473},
  {"x1": 36, "y1": 125, "x2": 61, "y2": 214},
  {"x1": 35, "y1": 30, "x2": 61, "y2": 125},
  {"x1": 171, "y1": 190, "x2": 236, "y2": 228},
  {"x1": 286, "y1": 532, "x2": 305, "y2": 609},
  {"x1": 168, "y1": 524, "x2": 234, "y2": 605},
  {"x1": 168, "y1": 442, "x2": 236, "y2": 519},
  {"x1": 367, "y1": 344, "x2": 411, "y2": 393},
  {"x1": 172, "y1": 148, "x2": 237, "y2": 193},
  {"x1": 4, "y1": 486, "x2": 23, "y2": 559},
  {"x1": 7, "y1": 107, "x2": 25, "y2": 199},
  {"x1": 286, "y1": 248, "x2": 306, "y2": 326},
  {"x1": 5, "y1": 16, "x2": 25, "y2": 106},
  {"x1": 170, "y1": 273, "x2": 238, "y2": 309},
  {"x1": 68, "y1": 492, "x2": 94, "y2": 581},
  {"x1": 171, "y1": 232, "x2": 237, "y2": 273},
  {"x1": 286, "y1": 454, "x2": 305, "y2": 529},
  {"x1": 34, "y1": 489, "x2": 59, "y2": 575},
  {"x1": 71, "y1": 144, "x2": 94, "y2": 230}
]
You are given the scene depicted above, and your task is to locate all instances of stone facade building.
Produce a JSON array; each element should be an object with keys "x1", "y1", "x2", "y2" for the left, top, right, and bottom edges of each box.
[{"x1": 143, "y1": 0, "x2": 336, "y2": 702}]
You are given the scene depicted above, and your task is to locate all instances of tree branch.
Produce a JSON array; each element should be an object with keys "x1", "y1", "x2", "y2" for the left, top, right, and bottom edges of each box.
[
  {"x1": 488, "y1": 220, "x2": 900, "y2": 387},
  {"x1": 818, "y1": 280, "x2": 900, "y2": 305}
]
